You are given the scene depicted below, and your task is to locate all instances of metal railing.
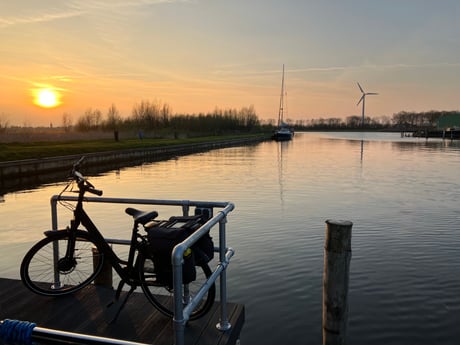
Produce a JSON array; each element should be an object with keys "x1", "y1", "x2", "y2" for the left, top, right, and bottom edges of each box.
[
  {"x1": 0, "y1": 320, "x2": 150, "y2": 345},
  {"x1": 49, "y1": 195, "x2": 235, "y2": 345}
]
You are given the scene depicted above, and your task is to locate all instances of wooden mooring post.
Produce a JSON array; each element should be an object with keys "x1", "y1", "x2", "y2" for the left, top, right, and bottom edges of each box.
[
  {"x1": 92, "y1": 247, "x2": 113, "y2": 288},
  {"x1": 322, "y1": 220, "x2": 353, "y2": 345}
]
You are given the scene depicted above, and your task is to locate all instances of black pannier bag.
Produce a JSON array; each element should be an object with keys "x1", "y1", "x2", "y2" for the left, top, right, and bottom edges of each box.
[
  {"x1": 147, "y1": 224, "x2": 196, "y2": 287},
  {"x1": 169, "y1": 215, "x2": 215, "y2": 266},
  {"x1": 146, "y1": 214, "x2": 214, "y2": 287}
]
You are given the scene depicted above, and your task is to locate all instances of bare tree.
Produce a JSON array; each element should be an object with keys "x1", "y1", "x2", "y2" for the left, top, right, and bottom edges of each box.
[
  {"x1": 346, "y1": 115, "x2": 361, "y2": 128},
  {"x1": 106, "y1": 104, "x2": 122, "y2": 130},
  {"x1": 0, "y1": 113, "x2": 9, "y2": 132},
  {"x1": 62, "y1": 112, "x2": 73, "y2": 132},
  {"x1": 76, "y1": 108, "x2": 103, "y2": 131}
]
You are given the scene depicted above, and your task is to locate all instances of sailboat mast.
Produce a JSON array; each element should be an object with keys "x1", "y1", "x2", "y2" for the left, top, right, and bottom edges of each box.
[{"x1": 278, "y1": 64, "x2": 285, "y2": 127}]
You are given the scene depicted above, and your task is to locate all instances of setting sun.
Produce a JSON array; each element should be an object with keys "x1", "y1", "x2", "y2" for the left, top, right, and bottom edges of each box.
[{"x1": 34, "y1": 88, "x2": 61, "y2": 108}]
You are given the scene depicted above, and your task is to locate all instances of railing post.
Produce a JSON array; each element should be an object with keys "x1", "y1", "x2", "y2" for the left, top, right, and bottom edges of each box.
[
  {"x1": 216, "y1": 215, "x2": 231, "y2": 331},
  {"x1": 322, "y1": 219, "x2": 353, "y2": 345},
  {"x1": 50, "y1": 197, "x2": 61, "y2": 288},
  {"x1": 173, "y1": 244, "x2": 186, "y2": 345},
  {"x1": 181, "y1": 203, "x2": 190, "y2": 216},
  {"x1": 50, "y1": 196, "x2": 58, "y2": 231}
]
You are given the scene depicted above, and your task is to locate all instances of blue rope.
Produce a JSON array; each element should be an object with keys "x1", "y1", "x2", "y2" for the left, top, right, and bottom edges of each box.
[{"x1": 0, "y1": 319, "x2": 36, "y2": 345}]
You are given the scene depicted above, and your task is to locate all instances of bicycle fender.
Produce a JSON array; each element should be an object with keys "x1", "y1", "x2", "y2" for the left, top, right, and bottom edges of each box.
[
  {"x1": 44, "y1": 229, "x2": 67, "y2": 237},
  {"x1": 43, "y1": 228, "x2": 86, "y2": 237}
]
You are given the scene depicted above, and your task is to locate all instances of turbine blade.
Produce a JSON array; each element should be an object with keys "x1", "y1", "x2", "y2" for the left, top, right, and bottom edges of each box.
[
  {"x1": 357, "y1": 82, "x2": 364, "y2": 93},
  {"x1": 357, "y1": 95, "x2": 364, "y2": 106},
  {"x1": 367, "y1": 92, "x2": 378, "y2": 95}
]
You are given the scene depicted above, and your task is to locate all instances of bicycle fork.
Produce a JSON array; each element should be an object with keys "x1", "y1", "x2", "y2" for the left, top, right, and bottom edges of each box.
[{"x1": 47, "y1": 222, "x2": 79, "y2": 290}]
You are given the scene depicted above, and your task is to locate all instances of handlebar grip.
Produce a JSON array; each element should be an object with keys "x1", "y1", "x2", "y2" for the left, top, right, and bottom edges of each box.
[{"x1": 88, "y1": 188, "x2": 103, "y2": 196}]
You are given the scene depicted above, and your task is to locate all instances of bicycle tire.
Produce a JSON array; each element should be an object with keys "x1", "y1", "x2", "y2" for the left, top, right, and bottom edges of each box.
[
  {"x1": 138, "y1": 253, "x2": 215, "y2": 320},
  {"x1": 20, "y1": 230, "x2": 104, "y2": 296}
]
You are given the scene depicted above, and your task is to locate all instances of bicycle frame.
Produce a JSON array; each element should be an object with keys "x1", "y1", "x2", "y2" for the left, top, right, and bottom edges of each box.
[{"x1": 57, "y1": 184, "x2": 145, "y2": 288}]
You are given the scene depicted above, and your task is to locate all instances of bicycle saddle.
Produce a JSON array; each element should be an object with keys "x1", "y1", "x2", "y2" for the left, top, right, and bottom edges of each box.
[{"x1": 125, "y1": 207, "x2": 159, "y2": 225}]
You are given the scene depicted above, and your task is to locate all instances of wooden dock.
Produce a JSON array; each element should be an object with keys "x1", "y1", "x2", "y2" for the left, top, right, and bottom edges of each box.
[
  {"x1": 412, "y1": 128, "x2": 460, "y2": 139},
  {"x1": 0, "y1": 278, "x2": 244, "y2": 345}
]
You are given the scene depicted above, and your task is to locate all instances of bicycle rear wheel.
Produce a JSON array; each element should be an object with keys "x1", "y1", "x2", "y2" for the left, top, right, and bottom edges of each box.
[
  {"x1": 138, "y1": 253, "x2": 215, "y2": 320},
  {"x1": 20, "y1": 230, "x2": 104, "y2": 296}
]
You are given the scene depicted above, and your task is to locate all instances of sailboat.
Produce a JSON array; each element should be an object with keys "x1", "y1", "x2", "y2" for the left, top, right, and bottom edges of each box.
[{"x1": 272, "y1": 64, "x2": 294, "y2": 141}]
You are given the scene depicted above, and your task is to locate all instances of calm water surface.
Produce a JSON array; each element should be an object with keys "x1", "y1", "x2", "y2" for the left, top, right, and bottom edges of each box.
[{"x1": 1, "y1": 132, "x2": 460, "y2": 344}]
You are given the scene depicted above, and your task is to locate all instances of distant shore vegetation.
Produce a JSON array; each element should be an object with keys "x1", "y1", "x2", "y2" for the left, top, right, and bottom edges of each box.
[
  {"x1": 71, "y1": 102, "x2": 261, "y2": 135},
  {"x1": 1, "y1": 100, "x2": 459, "y2": 143},
  {"x1": 0, "y1": 102, "x2": 263, "y2": 142},
  {"x1": 290, "y1": 110, "x2": 460, "y2": 131}
]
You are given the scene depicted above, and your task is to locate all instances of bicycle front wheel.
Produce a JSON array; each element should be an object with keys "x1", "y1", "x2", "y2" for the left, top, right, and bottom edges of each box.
[
  {"x1": 20, "y1": 230, "x2": 104, "y2": 296},
  {"x1": 139, "y1": 253, "x2": 215, "y2": 320}
]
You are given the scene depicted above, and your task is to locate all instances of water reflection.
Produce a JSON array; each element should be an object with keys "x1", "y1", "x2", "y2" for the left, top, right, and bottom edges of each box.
[
  {"x1": 0, "y1": 170, "x2": 67, "y2": 197},
  {"x1": 0, "y1": 144, "x2": 252, "y2": 198},
  {"x1": 276, "y1": 140, "x2": 290, "y2": 209},
  {"x1": 391, "y1": 139, "x2": 460, "y2": 152},
  {"x1": 321, "y1": 131, "x2": 460, "y2": 150},
  {"x1": 318, "y1": 132, "x2": 460, "y2": 166},
  {"x1": 2, "y1": 132, "x2": 460, "y2": 345}
]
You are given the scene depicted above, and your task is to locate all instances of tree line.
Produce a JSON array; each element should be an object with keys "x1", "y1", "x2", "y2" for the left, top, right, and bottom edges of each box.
[
  {"x1": 2, "y1": 105, "x2": 458, "y2": 135},
  {"x1": 289, "y1": 110, "x2": 460, "y2": 131},
  {"x1": 67, "y1": 101, "x2": 261, "y2": 135},
  {"x1": 70, "y1": 101, "x2": 457, "y2": 134}
]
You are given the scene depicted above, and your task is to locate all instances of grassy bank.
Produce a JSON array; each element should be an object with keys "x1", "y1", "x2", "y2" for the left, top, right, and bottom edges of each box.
[{"x1": 0, "y1": 134, "x2": 268, "y2": 162}]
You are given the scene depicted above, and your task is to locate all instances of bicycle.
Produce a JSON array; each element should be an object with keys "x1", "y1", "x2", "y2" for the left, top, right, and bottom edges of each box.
[{"x1": 20, "y1": 157, "x2": 215, "y2": 321}]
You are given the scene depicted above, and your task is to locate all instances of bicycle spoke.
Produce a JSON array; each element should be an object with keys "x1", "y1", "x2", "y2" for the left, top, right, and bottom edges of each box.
[{"x1": 20, "y1": 231, "x2": 104, "y2": 296}]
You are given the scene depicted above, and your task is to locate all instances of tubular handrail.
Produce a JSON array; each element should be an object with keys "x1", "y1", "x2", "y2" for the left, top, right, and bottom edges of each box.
[
  {"x1": 170, "y1": 205, "x2": 234, "y2": 344},
  {"x1": 0, "y1": 319, "x2": 149, "y2": 345},
  {"x1": 49, "y1": 195, "x2": 235, "y2": 345}
]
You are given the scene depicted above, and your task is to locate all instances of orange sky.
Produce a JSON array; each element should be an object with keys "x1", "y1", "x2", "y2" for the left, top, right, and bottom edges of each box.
[{"x1": 1, "y1": 1, "x2": 459, "y2": 127}]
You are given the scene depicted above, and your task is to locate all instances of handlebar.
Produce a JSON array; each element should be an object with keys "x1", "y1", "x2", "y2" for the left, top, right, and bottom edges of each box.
[
  {"x1": 70, "y1": 157, "x2": 103, "y2": 197},
  {"x1": 86, "y1": 186, "x2": 103, "y2": 196}
]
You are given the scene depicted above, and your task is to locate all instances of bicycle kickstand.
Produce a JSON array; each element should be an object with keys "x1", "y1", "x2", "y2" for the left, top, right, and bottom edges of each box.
[
  {"x1": 109, "y1": 285, "x2": 136, "y2": 324},
  {"x1": 107, "y1": 280, "x2": 125, "y2": 307}
]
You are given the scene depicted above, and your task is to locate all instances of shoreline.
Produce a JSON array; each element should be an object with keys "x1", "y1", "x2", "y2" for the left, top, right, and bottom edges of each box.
[{"x1": 0, "y1": 135, "x2": 270, "y2": 195}]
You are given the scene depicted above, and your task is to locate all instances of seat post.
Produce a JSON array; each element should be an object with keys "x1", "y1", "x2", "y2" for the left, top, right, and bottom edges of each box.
[{"x1": 126, "y1": 221, "x2": 140, "y2": 271}]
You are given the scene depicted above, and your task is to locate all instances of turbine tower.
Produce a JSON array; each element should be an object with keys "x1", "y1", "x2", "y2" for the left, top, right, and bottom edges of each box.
[{"x1": 357, "y1": 82, "x2": 378, "y2": 126}]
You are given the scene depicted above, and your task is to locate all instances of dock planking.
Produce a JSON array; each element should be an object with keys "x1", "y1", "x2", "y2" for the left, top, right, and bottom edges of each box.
[{"x1": 0, "y1": 278, "x2": 244, "y2": 345}]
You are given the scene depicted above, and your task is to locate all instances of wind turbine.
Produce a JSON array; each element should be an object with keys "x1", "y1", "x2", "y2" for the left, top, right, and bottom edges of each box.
[{"x1": 357, "y1": 82, "x2": 378, "y2": 126}]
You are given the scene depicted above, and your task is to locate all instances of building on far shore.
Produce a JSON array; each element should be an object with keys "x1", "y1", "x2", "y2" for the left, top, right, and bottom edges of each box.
[
  {"x1": 437, "y1": 112, "x2": 460, "y2": 130},
  {"x1": 413, "y1": 112, "x2": 460, "y2": 139}
]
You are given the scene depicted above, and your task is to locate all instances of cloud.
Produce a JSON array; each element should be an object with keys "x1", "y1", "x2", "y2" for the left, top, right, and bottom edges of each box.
[
  {"x1": 290, "y1": 62, "x2": 460, "y2": 75},
  {"x1": 0, "y1": 0, "x2": 190, "y2": 28},
  {"x1": 0, "y1": 10, "x2": 83, "y2": 28},
  {"x1": 68, "y1": 0, "x2": 191, "y2": 12}
]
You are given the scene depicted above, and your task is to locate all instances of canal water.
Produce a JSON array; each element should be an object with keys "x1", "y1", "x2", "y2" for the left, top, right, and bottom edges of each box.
[{"x1": 1, "y1": 132, "x2": 459, "y2": 344}]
